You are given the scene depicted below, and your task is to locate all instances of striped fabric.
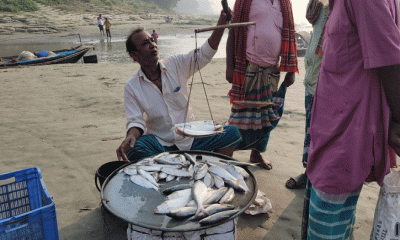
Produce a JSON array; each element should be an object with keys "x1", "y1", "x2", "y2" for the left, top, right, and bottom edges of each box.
[
  {"x1": 228, "y1": 62, "x2": 286, "y2": 131},
  {"x1": 306, "y1": 0, "x2": 323, "y2": 25},
  {"x1": 302, "y1": 181, "x2": 361, "y2": 240},
  {"x1": 229, "y1": 0, "x2": 252, "y2": 102},
  {"x1": 229, "y1": 0, "x2": 298, "y2": 103},
  {"x1": 302, "y1": 91, "x2": 314, "y2": 168},
  {"x1": 125, "y1": 126, "x2": 242, "y2": 162},
  {"x1": 279, "y1": 0, "x2": 299, "y2": 73}
]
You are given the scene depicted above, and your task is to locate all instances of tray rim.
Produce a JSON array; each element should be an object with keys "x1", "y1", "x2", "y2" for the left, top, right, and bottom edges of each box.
[{"x1": 100, "y1": 150, "x2": 258, "y2": 232}]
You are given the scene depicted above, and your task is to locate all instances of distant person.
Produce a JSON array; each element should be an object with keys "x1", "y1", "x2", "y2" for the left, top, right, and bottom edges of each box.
[
  {"x1": 97, "y1": 14, "x2": 104, "y2": 35},
  {"x1": 104, "y1": 17, "x2": 111, "y2": 40},
  {"x1": 151, "y1": 30, "x2": 158, "y2": 44}
]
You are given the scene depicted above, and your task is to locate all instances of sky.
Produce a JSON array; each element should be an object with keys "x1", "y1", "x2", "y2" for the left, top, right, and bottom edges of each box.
[{"x1": 206, "y1": 0, "x2": 310, "y2": 24}]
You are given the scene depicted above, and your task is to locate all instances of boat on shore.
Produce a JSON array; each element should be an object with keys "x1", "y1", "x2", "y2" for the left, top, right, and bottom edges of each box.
[
  {"x1": 296, "y1": 32, "x2": 309, "y2": 57},
  {"x1": 0, "y1": 44, "x2": 95, "y2": 69}
]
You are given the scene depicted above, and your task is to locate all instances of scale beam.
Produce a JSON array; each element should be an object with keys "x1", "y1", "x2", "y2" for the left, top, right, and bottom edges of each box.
[{"x1": 194, "y1": 22, "x2": 256, "y2": 33}]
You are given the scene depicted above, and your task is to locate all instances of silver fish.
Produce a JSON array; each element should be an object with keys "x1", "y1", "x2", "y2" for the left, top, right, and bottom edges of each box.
[
  {"x1": 203, "y1": 187, "x2": 228, "y2": 205},
  {"x1": 159, "y1": 172, "x2": 168, "y2": 180},
  {"x1": 183, "y1": 153, "x2": 197, "y2": 166},
  {"x1": 155, "y1": 158, "x2": 182, "y2": 165},
  {"x1": 225, "y1": 179, "x2": 246, "y2": 192},
  {"x1": 130, "y1": 175, "x2": 158, "y2": 191},
  {"x1": 211, "y1": 173, "x2": 225, "y2": 189},
  {"x1": 166, "y1": 206, "x2": 197, "y2": 219},
  {"x1": 165, "y1": 174, "x2": 175, "y2": 182},
  {"x1": 166, "y1": 188, "x2": 192, "y2": 200},
  {"x1": 208, "y1": 165, "x2": 237, "y2": 182},
  {"x1": 199, "y1": 209, "x2": 239, "y2": 226},
  {"x1": 151, "y1": 152, "x2": 170, "y2": 160},
  {"x1": 163, "y1": 183, "x2": 193, "y2": 195},
  {"x1": 189, "y1": 203, "x2": 235, "y2": 221},
  {"x1": 154, "y1": 194, "x2": 192, "y2": 214},
  {"x1": 194, "y1": 164, "x2": 208, "y2": 180},
  {"x1": 219, "y1": 159, "x2": 258, "y2": 167},
  {"x1": 203, "y1": 172, "x2": 214, "y2": 187},
  {"x1": 123, "y1": 167, "x2": 137, "y2": 176},
  {"x1": 161, "y1": 167, "x2": 193, "y2": 178},
  {"x1": 192, "y1": 180, "x2": 208, "y2": 215},
  {"x1": 151, "y1": 171, "x2": 160, "y2": 182},
  {"x1": 219, "y1": 187, "x2": 235, "y2": 204},
  {"x1": 138, "y1": 168, "x2": 158, "y2": 186},
  {"x1": 224, "y1": 164, "x2": 251, "y2": 192},
  {"x1": 234, "y1": 165, "x2": 250, "y2": 179}
]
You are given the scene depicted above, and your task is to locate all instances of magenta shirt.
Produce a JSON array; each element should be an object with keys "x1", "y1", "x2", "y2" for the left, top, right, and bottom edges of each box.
[{"x1": 307, "y1": 0, "x2": 400, "y2": 194}]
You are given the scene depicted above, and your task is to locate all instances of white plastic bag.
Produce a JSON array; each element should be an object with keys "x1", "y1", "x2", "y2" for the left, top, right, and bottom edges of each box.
[{"x1": 370, "y1": 171, "x2": 400, "y2": 240}]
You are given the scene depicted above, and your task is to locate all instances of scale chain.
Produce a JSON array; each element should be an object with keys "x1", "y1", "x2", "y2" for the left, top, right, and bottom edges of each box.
[{"x1": 183, "y1": 32, "x2": 215, "y2": 132}]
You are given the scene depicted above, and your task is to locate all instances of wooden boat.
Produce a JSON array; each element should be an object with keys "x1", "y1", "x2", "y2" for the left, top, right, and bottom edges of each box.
[
  {"x1": 0, "y1": 45, "x2": 95, "y2": 69},
  {"x1": 296, "y1": 32, "x2": 309, "y2": 57}
]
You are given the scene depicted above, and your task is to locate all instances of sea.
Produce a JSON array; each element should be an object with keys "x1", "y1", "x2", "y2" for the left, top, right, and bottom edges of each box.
[{"x1": 0, "y1": 23, "x2": 312, "y2": 63}]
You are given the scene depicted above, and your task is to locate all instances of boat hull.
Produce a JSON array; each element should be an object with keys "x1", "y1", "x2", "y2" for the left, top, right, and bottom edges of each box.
[{"x1": 0, "y1": 45, "x2": 95, "y2": 69}]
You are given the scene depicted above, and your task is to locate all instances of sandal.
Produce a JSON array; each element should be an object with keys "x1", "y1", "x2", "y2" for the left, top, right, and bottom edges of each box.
[{"x1": 286, "y1": 173, "x2": 307, "y2": 189}]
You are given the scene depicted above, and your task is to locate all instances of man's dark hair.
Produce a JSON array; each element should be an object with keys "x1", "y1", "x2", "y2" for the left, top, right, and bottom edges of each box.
[{"x1": 126, "y1": 27, "x2": 145, "y2": 53}]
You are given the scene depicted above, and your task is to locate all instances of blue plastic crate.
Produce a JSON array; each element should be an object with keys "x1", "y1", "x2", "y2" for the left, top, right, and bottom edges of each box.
[{"x1": 0, "y1": 167, "x2": 59, "y2": 240}]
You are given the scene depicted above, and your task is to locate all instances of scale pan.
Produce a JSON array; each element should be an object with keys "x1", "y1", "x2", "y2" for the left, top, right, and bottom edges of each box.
[
  {"x1": 233, "y1": 100, "x2": 275, "y2": 108},
  {"x1": 175, "y1": 120, "x2": 223, "y2": 138}
]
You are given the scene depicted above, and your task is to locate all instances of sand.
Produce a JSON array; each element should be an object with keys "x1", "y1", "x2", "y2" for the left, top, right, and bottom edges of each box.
[
  {"x1": 0, "y1": 5, "x2": 389, "y2": 239},
  {"x1": 0, "y1": 53, "x2": 386, "y2": 239}
]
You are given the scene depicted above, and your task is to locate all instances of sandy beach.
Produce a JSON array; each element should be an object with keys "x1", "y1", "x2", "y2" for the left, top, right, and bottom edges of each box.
[
  {"x1": 0, "y1": 4, "x2": 389, "y2": 239},
  {"x1": 0, "y1": 54, "x2": 386, "y2": 239}
]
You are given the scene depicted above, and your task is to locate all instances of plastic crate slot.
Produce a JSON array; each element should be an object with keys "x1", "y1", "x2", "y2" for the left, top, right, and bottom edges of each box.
[{"x1": 0, "y1": 167, "x2": 59, "y2": 239}]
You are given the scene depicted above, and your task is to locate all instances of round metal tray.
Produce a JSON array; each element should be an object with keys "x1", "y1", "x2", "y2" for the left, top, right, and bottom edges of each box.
[{"x1": 101, "y1": 150, "x2": 258, "y2": 232}]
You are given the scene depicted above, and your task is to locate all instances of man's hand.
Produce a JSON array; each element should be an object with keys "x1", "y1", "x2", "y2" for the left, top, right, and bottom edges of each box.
[
  {"x1": 389, "y1": 118, "x2": 400, "y2": 157},
  {"x1": 116, "y1": 127, "x2": 142, "y2": 162},
  {"x1": 282, "y1": 72, "x2": 295, "y2": 87},
  {"x1": 208, "y1": 10, "x2": 231, "y2": 50}
]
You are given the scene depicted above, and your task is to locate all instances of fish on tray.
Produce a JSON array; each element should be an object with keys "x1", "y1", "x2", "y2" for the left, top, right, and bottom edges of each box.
[{"x1": 119, "y1": 152, "x2": 253, "y2": 225}]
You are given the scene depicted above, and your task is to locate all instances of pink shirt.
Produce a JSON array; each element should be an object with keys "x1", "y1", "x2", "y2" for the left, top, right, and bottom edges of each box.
[
  {"x1": 246, "y1": 0, "x2": 283, "y2": 66},
  {"x1": 307, "y1": 0, "x2": 400, "y2": 194}
]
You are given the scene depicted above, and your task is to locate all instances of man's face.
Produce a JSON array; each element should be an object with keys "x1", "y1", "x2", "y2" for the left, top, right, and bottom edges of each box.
[{"x1": 129, "y1": 31, "x2": 159, "y2": 66}]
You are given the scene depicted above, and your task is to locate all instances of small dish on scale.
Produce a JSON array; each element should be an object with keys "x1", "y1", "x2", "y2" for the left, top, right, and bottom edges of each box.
[{"x1": 175, "y1": 120, "x2": 223, "y2": 138}]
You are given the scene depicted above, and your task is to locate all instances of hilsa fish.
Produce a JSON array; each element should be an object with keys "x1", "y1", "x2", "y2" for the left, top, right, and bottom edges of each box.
[
  {"x1": 192, "y1": 180, "x2": 208, "y2": 215},
  {"x1": 130, "y1": 175, "x2": 159, "y2": 191},
  {"x1": 154, "y1": 194, "x2": 192, "y2": 214},
  {"x1": 199, "y1": 209, "x2": 240, "y2": 226}
]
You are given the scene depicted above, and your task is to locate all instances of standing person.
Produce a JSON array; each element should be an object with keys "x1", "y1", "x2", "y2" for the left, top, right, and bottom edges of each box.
[
  {"x1": 116, "y1": 11, "x2": 242, "y2": 163},
  {"x1": 151, "y1": 30, "x2": 158, "y2": 44},
  {"x1": 302, "y1": 0, "x2": 400, "y2": 239},
  {"x1": 285, "y1": 0, "x2": 329, "y2": 189},
  {"x1": 104, "y1": 17, "x2": 111, "y2": 40},
  {"x1": 97, "y1": 14, "x2": 104, "y2": 35},
  {"x1": 226, "y1": 0, "x2": 298, "y2": 169}
]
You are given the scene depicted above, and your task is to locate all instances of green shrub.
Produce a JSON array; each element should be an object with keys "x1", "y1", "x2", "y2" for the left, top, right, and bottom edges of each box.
[{"x1": 0, "y1": 0, "x2": 39, "y2": 12}]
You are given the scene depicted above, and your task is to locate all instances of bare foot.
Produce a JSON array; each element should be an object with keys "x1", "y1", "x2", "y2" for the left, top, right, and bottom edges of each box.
[{"x1": 250, "y1": 150, "x2": 272, "y2": 170}]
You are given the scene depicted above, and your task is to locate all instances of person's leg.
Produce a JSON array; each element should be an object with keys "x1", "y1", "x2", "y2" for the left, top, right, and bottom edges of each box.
[
  {"x1": 303, "y1": 181, "x2": 362, "y2": 239},
  {"x1": 125, "y1": 135, "x2": 170, "y2": 163},
  {"x1": 190, "y1": 125, "x2": 242, "y2": 157},
  {"x1": 286, "y1": 91, "x2": 313, "y2": 188}
]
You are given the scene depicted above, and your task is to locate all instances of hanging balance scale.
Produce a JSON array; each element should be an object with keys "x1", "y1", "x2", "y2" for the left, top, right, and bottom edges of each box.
[{"x1": 174, "y1": 9, "x2": 273, "y2": 138}]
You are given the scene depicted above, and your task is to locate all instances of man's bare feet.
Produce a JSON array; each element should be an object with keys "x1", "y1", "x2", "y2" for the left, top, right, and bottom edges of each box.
[{"x1": 249, "y1": 149, "x2": 272, "y2": 170}]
